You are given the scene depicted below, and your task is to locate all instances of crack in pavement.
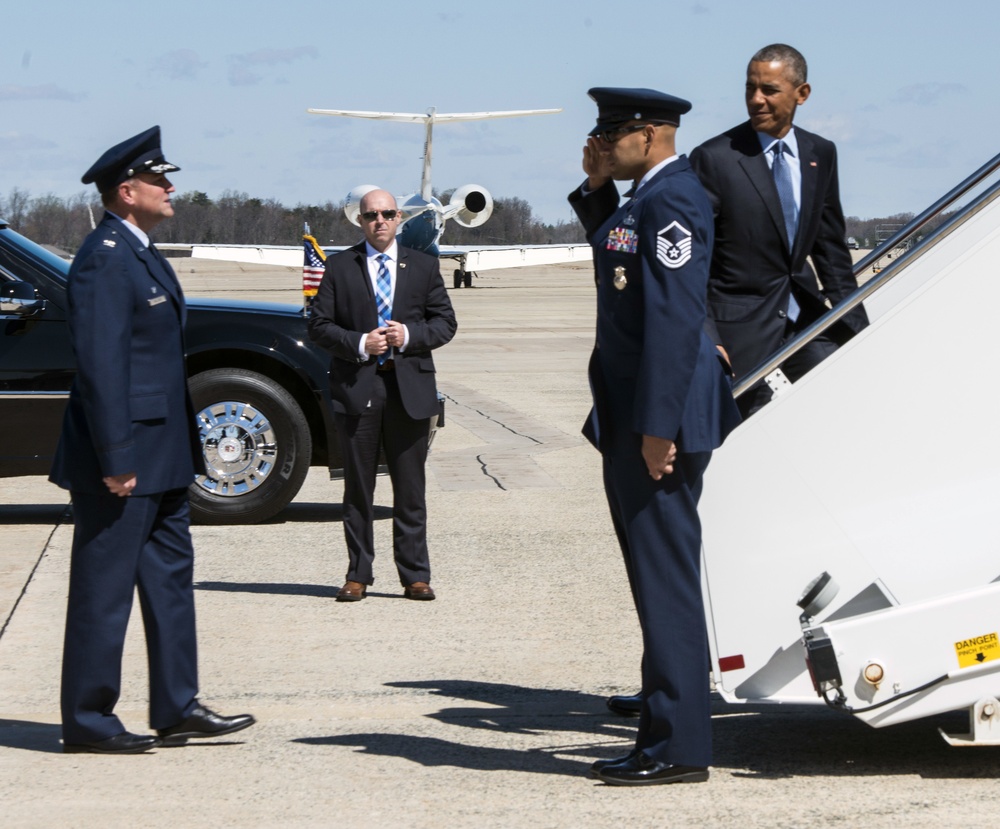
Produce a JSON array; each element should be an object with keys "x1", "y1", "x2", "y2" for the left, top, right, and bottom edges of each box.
[
  {"x1": 431, "y1": 383, "x2": 584, "y2": 491},
  {"x1": 441, "y1": 391, "x2": 543, "y2": 446},
  {"x1": 475, "y1": 454, "x2": 507, "y2": 491}
]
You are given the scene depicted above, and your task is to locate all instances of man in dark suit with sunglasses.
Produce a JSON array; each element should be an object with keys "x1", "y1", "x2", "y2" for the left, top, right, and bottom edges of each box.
[{"x1": 309, "y1": 189, "x2": 456, "y2": 602}]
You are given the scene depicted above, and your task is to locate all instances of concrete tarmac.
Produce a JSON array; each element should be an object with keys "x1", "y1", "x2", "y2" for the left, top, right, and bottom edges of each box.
[{"x1": 1, "y1": 261, "x2": 996, "y2": 828}]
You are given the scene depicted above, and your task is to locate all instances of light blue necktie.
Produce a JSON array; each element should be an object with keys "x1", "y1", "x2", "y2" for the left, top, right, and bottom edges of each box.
[
  {"x1": 771, "y1": 140, "x2": 801, "y2": 321},
  {"x1": 771, "y1": 140, "x2": 798, "y2": 249},
  {"x1": 375, "y1": 253, "x2": 392, "y2": 364}
]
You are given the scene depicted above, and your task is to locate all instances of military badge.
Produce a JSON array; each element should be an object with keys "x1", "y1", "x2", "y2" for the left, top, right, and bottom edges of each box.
[
  {"x1": 656, "y1": 221, "x2": 692, "y2": 269},
  {"x1": 102, "y1": 239, "x2": 117, "y2": 248},
  {"x1": 606, "y1": 227, "x2": 638, "y2": 254},
  {"x1": 613, "y1": 266, "x2": 627, "y2": 290}
]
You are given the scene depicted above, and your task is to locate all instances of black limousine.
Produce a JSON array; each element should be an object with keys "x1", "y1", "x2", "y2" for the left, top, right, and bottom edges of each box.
[{"x1": 0, "y1": 219, "x2": 442, "y2": 524}]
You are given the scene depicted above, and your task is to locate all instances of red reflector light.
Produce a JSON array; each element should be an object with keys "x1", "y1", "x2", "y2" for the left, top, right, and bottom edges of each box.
[{"x1": 719, "y1": 655, "x2": 745, "y2": 672}]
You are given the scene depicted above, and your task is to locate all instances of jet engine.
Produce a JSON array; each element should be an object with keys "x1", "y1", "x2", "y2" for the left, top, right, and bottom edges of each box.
[
  {"x1": 445, "y1": 184, "x2": 494, "y2": 228},
  {"x1": 343, "y1": 184, "x2": 380, "y2": 226}
]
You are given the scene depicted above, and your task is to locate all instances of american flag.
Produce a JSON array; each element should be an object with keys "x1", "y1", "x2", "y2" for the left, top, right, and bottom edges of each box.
[{"x1": 302, "y1": 234, "x2": 326, "y2": 305}]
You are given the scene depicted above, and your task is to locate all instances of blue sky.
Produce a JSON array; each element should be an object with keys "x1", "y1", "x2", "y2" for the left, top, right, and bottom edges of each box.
[{"x1": 2, "y1": 1, "x2": 996, "y2": 231}]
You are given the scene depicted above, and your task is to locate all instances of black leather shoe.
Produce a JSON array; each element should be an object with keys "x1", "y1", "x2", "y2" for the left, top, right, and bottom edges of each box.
[
  {"x1": 588, "y1": 749, "x2": 639, "y2": 778},
  {"x1": 157, "y1": 705, "x2": 256, "y2": 747},
  {"x1": 606, "y1": 692, "x2": 643, "y2": 716},
  {"x1": 63, "y1": 731, "x2": 162, "y2": 754},
  {"x1": 596, "y1": 751, "x2": 709, "y2": 786}
]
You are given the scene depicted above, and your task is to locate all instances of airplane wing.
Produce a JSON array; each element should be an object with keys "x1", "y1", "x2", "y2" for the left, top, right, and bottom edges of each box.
[
  {"x1": 175, "y1": 243, "x2": 590, "y2": 274},
  {"x1": 307, "y1": 108, "x2": 561, "y2": 123}
]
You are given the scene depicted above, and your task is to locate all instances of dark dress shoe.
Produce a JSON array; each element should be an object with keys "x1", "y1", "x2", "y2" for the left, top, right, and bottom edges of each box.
[
  {"x1": 606, "y1": 692, "x2": 643, "y2": 716},
  {"x1": 63, "y1": 731, "x2": 162, "y2": 754},
  {"x1": 588, "y1": 749, "x2": 639, "y2": 778},
  {"x1": 404, "y1": 582, "x2": 435, "y2": 600},
  {"x1": 336, "y1": 581, "x2": 367, "y2": 602},
  {"x1": 157, "y1": 705, "x2": 256, "y2": 747},
  {"x1": 596, "y1": 751, "x2": 709, "y2": 786}
]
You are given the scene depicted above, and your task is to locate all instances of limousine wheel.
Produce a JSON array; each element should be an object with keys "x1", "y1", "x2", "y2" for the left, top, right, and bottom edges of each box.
[{"x1": 188, "y1": 368, "x2": 312, "y2": 524}]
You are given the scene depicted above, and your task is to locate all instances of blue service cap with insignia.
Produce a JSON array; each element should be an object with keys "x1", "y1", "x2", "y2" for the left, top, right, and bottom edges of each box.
[
  {"x1": 81, "y1": 126, "x2": 180, "y2": 194},
  {"x1": 587, "y1": 87, "x2": 692, "y2": 135}
]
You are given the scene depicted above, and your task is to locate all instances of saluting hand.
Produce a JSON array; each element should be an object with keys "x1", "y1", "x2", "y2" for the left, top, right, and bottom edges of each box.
[
  {"x1": 582, "y1": 136, "x2": 613, "y2": 191},
  {"x1": 642, "y1": 435, "x2": 677, "y2": 480}
]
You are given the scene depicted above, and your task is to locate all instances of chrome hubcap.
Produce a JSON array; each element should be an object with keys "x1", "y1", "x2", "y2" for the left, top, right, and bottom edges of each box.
[{"x1": 194, "y1": 400, "x2": 278, "y2": 497}]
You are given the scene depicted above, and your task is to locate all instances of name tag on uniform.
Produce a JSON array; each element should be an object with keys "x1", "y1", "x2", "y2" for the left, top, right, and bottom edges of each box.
[
  {"x1": 606, "y1": 227, "x2": 638, "y2": 254},
  {"x1": 148, "y1": 295, "x2": 167, "y2": 306}
]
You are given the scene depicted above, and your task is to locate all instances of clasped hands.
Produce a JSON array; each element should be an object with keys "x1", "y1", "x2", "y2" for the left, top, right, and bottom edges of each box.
[{"x1": 364, "y1": 320, "x2": 405, "y2": 356}]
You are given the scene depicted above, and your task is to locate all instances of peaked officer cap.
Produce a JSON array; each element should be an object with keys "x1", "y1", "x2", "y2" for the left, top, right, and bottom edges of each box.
[
  {"x1": 587, "y1": 88, "x2": 692, "y2": 135},
  {"x1": 81, "y1": 126, "x2": 180, "y2": 193}
]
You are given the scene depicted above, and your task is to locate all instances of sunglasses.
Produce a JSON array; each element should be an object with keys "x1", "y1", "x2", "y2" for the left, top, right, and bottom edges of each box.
[
  {"x1": 360, "y1": 209, "x2": 400, "y2": 221},
  {"x1": 594, "y1": 122, "x2": 672, "y2": 144}
]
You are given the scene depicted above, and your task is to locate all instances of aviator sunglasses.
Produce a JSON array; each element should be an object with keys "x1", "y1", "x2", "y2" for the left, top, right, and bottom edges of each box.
[
  {"x1": 594, "y1": 121, "x2": 672, "y2": 144},
  {"x1": 361, "y1": 209, "x2": 400, "y2": 221}
]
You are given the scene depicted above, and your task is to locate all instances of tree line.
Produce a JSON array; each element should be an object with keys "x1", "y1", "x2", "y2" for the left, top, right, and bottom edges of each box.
[
  {"x1": 1, "y1": 186, "x2": 937, "y2": 254},
  {"x1": 0, "y1": 187, "x2": 585, "y2": 253},
  {"x1": 844, "y1": 213, "x2": 915, "y2": 248}
]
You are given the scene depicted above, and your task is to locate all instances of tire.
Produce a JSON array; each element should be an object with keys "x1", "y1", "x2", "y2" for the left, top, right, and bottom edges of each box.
[{"x1": 187, "y1": 368, "x2": 312, "y2": 525}]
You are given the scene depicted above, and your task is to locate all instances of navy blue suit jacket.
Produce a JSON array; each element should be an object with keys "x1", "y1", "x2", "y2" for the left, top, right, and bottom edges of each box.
[
  {"x1": 570, "y1": 157, "x2": 740, "y2": 455},
  {"x1": 308, "y1": 242, "x2": 456, "y2": 421},
  {"x1": 689, "y1": 121, "x2": 869, "y2": 379},
  {"x1": 49, "y1": 213, "x2": 203, "y2": 496}
]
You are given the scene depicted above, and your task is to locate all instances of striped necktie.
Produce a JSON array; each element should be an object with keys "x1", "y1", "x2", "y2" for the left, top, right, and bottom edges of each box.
[{"x1": 375, "y1": 253, "x2": 392, "y2": 363}]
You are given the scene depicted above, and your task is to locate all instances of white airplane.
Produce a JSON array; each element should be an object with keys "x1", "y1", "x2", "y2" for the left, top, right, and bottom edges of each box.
[{"x1": 306, "y1": 106, "x2": 561, "y2": 255}]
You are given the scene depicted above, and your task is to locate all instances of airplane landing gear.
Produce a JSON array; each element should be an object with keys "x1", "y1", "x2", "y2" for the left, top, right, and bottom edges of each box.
[{"x1": 453, "y1": 268, "x2": 473, "y2": 288}]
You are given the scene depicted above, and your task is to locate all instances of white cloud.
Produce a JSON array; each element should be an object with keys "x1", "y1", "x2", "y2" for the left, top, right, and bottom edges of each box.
[
  {"x1": 893, "y1": 83, "x2": 967, "y2": 106},
  {"x1": 0, "y1": 84, "x2": 82, "y2": 102},
  {"x1": 151, "y1": 50, "x2": 209, "y2": 81}
]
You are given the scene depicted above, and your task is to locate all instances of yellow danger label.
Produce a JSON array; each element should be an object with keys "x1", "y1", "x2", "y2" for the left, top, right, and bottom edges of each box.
[{"x1": 954, "y1": 632, "x2": 1000, "y2": 669}]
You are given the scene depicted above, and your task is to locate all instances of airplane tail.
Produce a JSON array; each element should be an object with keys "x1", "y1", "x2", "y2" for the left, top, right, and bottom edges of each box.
[{"x1": 307, "y1": 107, "x2": 561, "y2": 200}]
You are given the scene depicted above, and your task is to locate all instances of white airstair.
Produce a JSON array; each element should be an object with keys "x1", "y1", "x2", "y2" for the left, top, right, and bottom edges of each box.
[{"x1": 701, "y1": 153, "x2": 1000, "y2": 745}]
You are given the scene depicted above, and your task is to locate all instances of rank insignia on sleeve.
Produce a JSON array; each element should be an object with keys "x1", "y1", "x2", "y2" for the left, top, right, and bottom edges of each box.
[
  {"x1": 656, "y1": 221, "x2": 692, "y2": 269},
  {"x1": 606, "y1": 227, "x2": 638, "y2": 254},
  {"x1": 102, "y1": 239, "x2": 117, "y2": 248}
]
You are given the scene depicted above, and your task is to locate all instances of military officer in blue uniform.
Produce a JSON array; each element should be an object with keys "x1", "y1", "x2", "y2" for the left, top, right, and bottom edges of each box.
[
  {"x1": 569, "y1": 88, "x2": 741, "y2": 785},
  {"x1": 50, "y1": 127, "x2": 254, "y2": 754}
]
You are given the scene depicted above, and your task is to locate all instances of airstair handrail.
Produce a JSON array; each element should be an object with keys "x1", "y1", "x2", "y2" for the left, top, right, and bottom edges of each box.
[
  {"x1": 852, "y1": 150, "x2": 1000, "y2": 274},
  {"x1": 732, "y1": 152, "x2": 1000, "y2": 400}
]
